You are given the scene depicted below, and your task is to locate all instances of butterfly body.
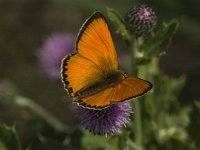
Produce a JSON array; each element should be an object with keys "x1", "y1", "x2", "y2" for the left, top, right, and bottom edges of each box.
[
  {"x1": 61, "y1": 12, "x2": 152, "y2": 109},
  {"x1": 74, "y1": 70, "x2": 125, "y2": 99}
]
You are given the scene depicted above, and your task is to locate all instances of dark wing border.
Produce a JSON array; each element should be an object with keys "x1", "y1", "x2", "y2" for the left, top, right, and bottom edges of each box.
[{"x1": 75, "y1": 12, "x2": 109, "y2": 49}]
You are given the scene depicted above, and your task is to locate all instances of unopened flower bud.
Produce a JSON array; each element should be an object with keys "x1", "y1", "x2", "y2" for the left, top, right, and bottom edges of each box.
[{"x1": 125, "y1": 4, "x2": 157, "y2": 37}]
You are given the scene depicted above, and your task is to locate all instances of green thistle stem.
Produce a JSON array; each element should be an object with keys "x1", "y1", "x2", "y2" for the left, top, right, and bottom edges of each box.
[
  {"x1": 14, "y1": 95, "x2": 70, "y2": 133},
  {"x1": 134, "y1": 100, "x2": 143, "y2": 150},
  {"x1": 130, "y1": 40, "x2": 143, "y2": 150}
]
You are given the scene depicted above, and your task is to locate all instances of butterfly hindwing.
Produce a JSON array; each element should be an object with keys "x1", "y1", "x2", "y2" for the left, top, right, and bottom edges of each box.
[
  {"x1": 110, "y1": 77, "x2": 152, "y2": 103},
  {"x1": 76, "y1": 77, "x2": 152, "y2": 109},
  {"x1": 76, "y1": 87, "x2": 114, "y2": 109}
]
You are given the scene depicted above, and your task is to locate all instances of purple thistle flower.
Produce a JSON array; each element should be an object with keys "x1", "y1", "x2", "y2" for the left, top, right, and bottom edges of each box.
[
  {"x1": 38, "y1": 33, "x2": 74, "y2": 80},
  {"x1": 125, "y1": 4, "x2": 157, "y2": 37},
  {"x1": 78, "y1": 102, "x2": 132, "y2": 135}
]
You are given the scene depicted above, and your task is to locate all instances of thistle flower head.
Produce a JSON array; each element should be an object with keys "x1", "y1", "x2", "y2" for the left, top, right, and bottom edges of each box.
[
  {"x1": 78, "y1": 102, "x2": 132, "y2": 135},
  {"x1": 38, "y1": 33, "x2": 74, "y2": 80},
  {"x1": 125, "y1": 4, "x2": 157, "y2": 37}
]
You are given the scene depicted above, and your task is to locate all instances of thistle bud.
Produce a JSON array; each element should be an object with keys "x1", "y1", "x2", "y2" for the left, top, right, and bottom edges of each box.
[{"x1": 125, "y1": 4, "x2": 157, "y2": 37}]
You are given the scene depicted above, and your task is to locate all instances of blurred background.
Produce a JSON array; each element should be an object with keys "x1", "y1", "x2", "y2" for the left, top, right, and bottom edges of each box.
[{"x1": 0, "y1": 0, "x2": 200, "y2": 149}]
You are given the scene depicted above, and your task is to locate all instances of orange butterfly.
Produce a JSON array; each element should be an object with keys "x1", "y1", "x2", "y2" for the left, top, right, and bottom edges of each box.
[{"x1": 61, "y1": 12, "x2": 152, "y2": 109}]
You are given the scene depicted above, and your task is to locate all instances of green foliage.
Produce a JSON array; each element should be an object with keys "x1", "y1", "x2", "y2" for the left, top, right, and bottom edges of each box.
[
  {"x1": 194, "y1": 101, "x2": 200, "y2": 110},
  {"x1": 14, "y1": 96, "x2": 70, "y2": 133},
  {"x1": 126, "y1": 56, "x2": 199, "y2": 150},
  {"x1": 135, "y1": 19, "x2": 179, "y2": 65},
  {"x1": 139, "y1": 60, "x2": 196, "y2": 149},
  {"x1": 107, "y1": 7, "x2": 199, "y2": 150},
  {"x1": 107, "y1": 7, "x2": 132, "y2": 43},
  {"x1": 81, "y1": 130, "x2": 116, "y2": 150},
  {"x1": 0, "y1": 124, "x2": 21, "y2": 150},
  {"x1": 189, "y1": 101, "x2": 200, "y2": 148}
]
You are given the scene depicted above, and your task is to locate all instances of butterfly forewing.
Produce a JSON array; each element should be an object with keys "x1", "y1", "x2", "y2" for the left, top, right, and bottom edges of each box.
[
  {"x1": 76, "y1": 12, "x2": 118, "y2": 71},
  {"x1": 62, "y1": 12, "x2": 119, "y2": 97}
]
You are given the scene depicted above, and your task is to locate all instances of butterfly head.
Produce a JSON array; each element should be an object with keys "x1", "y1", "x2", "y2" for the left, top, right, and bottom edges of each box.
[{"x1": 122, "y1": 71, "x2": 128, "y2": 78}]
